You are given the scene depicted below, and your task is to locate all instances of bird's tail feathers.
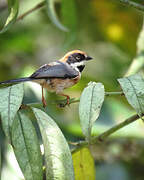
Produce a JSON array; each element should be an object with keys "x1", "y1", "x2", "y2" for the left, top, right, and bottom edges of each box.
[{"x1": 0, "y1": 77, "x2": 32, "y2": 85}]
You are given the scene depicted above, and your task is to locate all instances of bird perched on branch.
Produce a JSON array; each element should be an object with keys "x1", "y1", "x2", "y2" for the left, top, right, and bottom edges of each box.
[{"x1": 0, "y1": 50, "x2": 93, "y2": 107}]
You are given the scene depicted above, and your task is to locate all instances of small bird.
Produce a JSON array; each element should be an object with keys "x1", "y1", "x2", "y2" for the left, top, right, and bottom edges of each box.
[{"x1": 0, "y1": 50, "x2": 93, "y2": 107}]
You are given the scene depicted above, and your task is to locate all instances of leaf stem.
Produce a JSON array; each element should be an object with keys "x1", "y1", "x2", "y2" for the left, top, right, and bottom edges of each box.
[
  {"x1": 117, "y1": 0, "x2": 144, "y2": 12},
  {"x1": 72, "y1": 113, "x2": 141, "y2": 153},
  {"x1": 17, "y1": 1, "x2": 45, "y2": 21}
]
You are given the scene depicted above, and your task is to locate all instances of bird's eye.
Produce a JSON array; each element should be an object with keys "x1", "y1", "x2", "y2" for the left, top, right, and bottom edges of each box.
[{"x1": 76, "y1": 56, "x2": 81, "y2": 60}]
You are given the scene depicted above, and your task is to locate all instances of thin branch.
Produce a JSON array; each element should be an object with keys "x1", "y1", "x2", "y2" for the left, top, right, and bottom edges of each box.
[
  {"x1": 117, "y1": 0, "x2": 144, "y2": 12},
  {"x1": 25, "y1": 91, "x2": 124, "y2": 108},
  {"x1": 96, "y1": 114, "x2": 140, "y2": 142},
  {"x1": 58, "y1": 91, "x2": 123, "y2": 106},
  {"x1": 71, "y1": 113, "x2": 141, "y2": 153},
  {"x1": 105, "y1": 91, "x2": 124, "y2": 96},
  {"x1": 17, "y1": 1, "x2": 45, "y2": 21}
]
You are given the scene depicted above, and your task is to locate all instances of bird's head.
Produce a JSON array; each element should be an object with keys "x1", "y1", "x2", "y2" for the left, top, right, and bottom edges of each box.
[{"x1": 60, "y1": 50, "x2": 93, "y2": 72}]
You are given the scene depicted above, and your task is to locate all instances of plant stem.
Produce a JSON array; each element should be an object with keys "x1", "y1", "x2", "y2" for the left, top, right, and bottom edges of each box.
[
  {"x1": 25, "y1": 91, "x2": 124, "y2": 108},
  {"x1": 69, "y1": 91, "x2": 123, "y2": 104},
  {"x1": 105, "y1": 91, "x2": 124, "y2": 96},
  {"x1": 96, "y1": 114, "x2": 140, "y2": 142},
  {"x1": 17, "y1": 1, "x2": 45, "y2": 21},
  {"x1": 67, "y1": 92, "x2": 124, "y2": 105},
  {"x1": 72, "y1": 113, "x2": 141, "y2": 153},
  {"x1": 117, "y1": 0, "x2": 144, "y2": 12}
]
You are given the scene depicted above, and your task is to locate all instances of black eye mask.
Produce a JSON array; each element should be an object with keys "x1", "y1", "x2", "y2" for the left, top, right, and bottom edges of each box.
[
  {"x1": 67, "y1": 53, "x2": 85, "y2": 64},
  {"x1": 77, "y1": 65, "x2": 85, "y2": 72}
]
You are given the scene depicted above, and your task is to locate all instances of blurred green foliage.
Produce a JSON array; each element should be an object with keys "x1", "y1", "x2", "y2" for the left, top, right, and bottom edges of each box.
[{"x1": 0, "y1": 0, "x2": 144, "y2": 180}]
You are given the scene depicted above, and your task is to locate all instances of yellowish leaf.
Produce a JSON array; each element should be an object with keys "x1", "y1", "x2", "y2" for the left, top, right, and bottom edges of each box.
[{"x1": 72, "y1": 147, "x2": 95, "y2": 180}]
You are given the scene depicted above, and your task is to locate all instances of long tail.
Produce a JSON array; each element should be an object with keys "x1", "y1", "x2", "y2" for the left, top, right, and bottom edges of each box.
[{"x1": 0, "y1": 77, "x2": 33, "y2": 85}]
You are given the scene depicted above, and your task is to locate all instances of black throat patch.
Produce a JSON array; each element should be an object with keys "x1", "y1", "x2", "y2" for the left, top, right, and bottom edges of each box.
[{"x1": 77, "y1": 65, "x2": 85, "y2": 72}]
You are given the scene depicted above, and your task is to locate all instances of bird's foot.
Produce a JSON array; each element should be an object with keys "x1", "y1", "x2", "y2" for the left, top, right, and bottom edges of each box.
[
  {"x1": 58, "y1": 101, "x2": 68, "y2": 108},
  {"x1": 57, "y1": 94, "x2": 70, "y2": 108}
]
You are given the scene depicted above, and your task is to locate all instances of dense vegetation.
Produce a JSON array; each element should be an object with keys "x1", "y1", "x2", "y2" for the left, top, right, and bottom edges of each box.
[{"x1": 0, "y1": 0, "x2": 144, "y2": 179}]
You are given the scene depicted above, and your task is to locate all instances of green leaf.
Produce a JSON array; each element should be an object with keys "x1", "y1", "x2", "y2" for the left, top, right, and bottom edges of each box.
[
  {"x1": 61, "y1": 0, "x2": 77, "y2": 46},
  {"x1": 45, "y1": 0, "x2": 68, "y2": 32},
  {"x1": 11, "y1": 110, "x2": 43, "y2": 180},
  {"x1": 61, "y1": 0, "x2": 77, "y2": 30},
  {"x1": 72, "y1": 147, "x2": 95, "y2": 180},
  {"x1": 0, "y1": 84, "x2": 24, "y2": 140},
  {"x1": 118, "y1": 74, "x2": 144, "y2": 117},
  {"x1": 0, "y1": 0, "x2": 19, "y2": 33},
  {"x1": 79, "y1": 82, "x2": 105, "y2": 141},
  {"x1": 32, "y1": 108, "x2": 74, "y2": 180}
]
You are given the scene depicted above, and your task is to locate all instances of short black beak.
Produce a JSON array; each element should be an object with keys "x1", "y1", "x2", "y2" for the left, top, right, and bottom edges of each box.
[{"x1": 85, "y1": 56, "x2": 93, "y2": 60}]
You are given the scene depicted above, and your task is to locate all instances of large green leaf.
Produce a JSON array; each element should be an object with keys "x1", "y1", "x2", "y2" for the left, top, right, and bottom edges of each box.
[
  {"x1": 118, "y1": 74, "x2": 144, "y2": 117},
  {"x1": 0, "y1": 84, "x2": 24, "y2": 139},
  {"x1": 72, "y1": 147, "x2": 95, "y2": 180},
  {"x1": 79, "y1": 82, "x2": 105, "y2": 141},
  {"x1": 0, "y1": 0, "x2": 19, "y2": 33},
  {"x1": 32, "y1": 108, "x2": 74, "y2": 180},
  {"x1": 11, "y1": 110, "x2": 43, "y2": 180},
  {"x1": 45, "y1": 0, "x2": 68, "y2": 31}
]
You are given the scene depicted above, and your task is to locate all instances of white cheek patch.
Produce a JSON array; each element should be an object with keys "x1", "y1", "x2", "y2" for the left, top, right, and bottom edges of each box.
[{"x1": 70, "y1": 61, "x2": 84, "y2": 68}]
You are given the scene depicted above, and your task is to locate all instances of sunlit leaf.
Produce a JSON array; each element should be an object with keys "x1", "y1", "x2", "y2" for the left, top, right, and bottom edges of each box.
[
  {"x1": 79, "y1": 82, "x2": 105, "y2": 141},
  {"x1": 0, "y1": 0, "x2": 19, "y2": 33},
  {"x1": 45, "y1": 0, "x2": 68, "y2": 32},
  {"x1": 72, "y1": 147, "x2": 95, "y2": 180},
  {"x1": 0, "y1": 84, "x2": 24, "y2": 140},
  {"x1": 118, "y1": 74, "x2": 144, "y2": 117},
  {"x1": 11, "y1": 110, "x2": 43, "y2": 180},
  {"x1": 32, "y1": 108, "x2": 74, "y2": 180}
]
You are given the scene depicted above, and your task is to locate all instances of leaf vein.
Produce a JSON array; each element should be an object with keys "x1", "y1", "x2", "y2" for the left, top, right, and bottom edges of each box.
[
  {"x1": 8, "y1": 86, "x2": 12, "y2": 138},
  {"x1": 18, "y1": 112, "x2": 34, "y2": 180},
  {"x1": 88, "y1": 84, "x2": 96, "y2": 139},
  {"x1": 127, "y1": 77, "x2": 143, "y2": 115}
]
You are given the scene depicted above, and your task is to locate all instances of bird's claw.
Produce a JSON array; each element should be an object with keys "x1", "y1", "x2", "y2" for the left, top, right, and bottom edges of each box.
[
  {"x1": 58, "y1": 103, "x2": 67, "y2": 108},
  {"x1": 57, "y1": 98, "x2": 70, "y2": 108}
]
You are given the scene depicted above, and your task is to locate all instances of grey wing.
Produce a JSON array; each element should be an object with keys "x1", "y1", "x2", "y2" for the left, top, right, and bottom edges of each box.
[{"x1": 30, "y1": 62, "x2": 79, "y2": 79}]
